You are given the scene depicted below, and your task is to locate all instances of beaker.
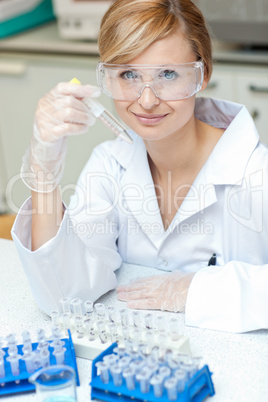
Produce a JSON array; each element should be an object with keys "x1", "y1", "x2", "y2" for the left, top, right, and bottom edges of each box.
[{"x1": 29, "y1": 364, "x2": 77, "y2": 402}]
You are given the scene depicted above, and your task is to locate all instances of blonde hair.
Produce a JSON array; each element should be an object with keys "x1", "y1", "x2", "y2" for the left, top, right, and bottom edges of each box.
[{"x1": 98, "y1": 0, "x2": 213, "y2": 80}]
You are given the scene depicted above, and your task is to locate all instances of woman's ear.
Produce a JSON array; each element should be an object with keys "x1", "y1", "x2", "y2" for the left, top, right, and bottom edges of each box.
[{"x1": 200, "y1": 76, "x2": 209, "y2": 91}]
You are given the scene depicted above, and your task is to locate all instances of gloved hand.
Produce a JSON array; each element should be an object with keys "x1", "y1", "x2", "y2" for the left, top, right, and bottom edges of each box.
[
  {"x1": 21, "y1": 82, "x2": 100, "y2": 193},
  {"x1": 117, "y1": 271, "x2": 195, "y2": 312}
]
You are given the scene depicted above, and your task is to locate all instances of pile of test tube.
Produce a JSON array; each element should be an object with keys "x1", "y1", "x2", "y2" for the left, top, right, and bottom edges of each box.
[
  {"x1": 91, "y1": 341, "x2": 215, "y2": 402},
  {"x1": 0, "y1": 328, "x2": 78, "y2": 396},
  {"x1": 52, "y1": 298, "x2": 190, "y2": 359}
]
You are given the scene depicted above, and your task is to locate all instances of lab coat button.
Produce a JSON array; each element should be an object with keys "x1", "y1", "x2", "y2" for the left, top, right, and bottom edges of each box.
[{"x1": 162, "y1": 260, "x2": 168, "y2": 266}]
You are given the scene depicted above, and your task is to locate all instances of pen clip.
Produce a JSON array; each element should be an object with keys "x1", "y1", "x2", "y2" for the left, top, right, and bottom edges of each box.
[{"x1": 208, "y1": 253, "x2": 217, "y2": 266}]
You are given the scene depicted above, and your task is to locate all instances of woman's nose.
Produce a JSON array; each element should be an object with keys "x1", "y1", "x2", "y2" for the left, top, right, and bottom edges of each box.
[{"x1": 137, "y1": 85, "x2": 160, "y2": 109}]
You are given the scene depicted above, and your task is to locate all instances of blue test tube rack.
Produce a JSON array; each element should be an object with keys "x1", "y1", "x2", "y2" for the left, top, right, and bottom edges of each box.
[
  {"x1": 91, "y1": 343, "x2": 215, "y2": 402},
  {"x1": 0, "y1": 330, "x2": 79, "y2": 397}
]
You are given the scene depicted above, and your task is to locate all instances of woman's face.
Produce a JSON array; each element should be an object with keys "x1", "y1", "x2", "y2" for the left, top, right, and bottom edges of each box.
[{"x1": 113, "y1": 29, "x2": 204, "y2": 142}]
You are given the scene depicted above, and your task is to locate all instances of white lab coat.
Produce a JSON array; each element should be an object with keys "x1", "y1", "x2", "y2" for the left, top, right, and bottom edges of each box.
[{"x1": 12, "y1": 97, "x2": 268, "y2": 333}]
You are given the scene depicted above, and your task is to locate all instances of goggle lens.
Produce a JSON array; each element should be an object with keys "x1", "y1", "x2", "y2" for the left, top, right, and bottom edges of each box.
[{"x1": 97, "y1": 61, "x2": 204, "y2": 101}]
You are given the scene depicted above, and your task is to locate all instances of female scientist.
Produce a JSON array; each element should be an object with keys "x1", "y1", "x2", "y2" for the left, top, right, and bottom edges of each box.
[{"x1": 12, "y1": 0, "x2": 268, "y2": 332}]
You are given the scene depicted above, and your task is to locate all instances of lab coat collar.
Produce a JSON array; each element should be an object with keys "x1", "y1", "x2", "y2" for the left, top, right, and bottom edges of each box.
[
  {"x1": 109, "y1": 98, "x2": 259, "y2": 243},
  {"x1": 194, "y1": 98, "x2": 259, "y2": 186},
  {"x1": 110, "y1": 97, "x2": 259, "y2": 186}
]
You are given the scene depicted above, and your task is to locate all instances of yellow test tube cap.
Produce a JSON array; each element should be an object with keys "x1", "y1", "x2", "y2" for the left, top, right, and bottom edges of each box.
[{"x1": 70, "y1": 77, "x2": 81, "y2": 84}]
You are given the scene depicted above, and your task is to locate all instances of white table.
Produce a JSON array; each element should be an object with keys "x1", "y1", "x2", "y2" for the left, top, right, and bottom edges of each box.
[{"x1": 1, "y1": 239, "x2": 268, "y2": 401}]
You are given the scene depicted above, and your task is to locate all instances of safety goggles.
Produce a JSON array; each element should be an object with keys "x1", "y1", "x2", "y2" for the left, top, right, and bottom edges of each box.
[{"x1": 97, "y1": 60, "x2": 204, "y2": 101}]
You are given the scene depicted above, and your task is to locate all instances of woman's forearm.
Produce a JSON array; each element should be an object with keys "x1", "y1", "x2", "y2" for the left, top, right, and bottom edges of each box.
[{"x1": 31, "y1": 186, "x2": 64, "y2": 251}]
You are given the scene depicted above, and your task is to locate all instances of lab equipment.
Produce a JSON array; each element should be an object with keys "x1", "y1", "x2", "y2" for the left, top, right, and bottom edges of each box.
[
  {"x1": 54, "y1": 296, "x2": 191, "y2": 360},
  {"x1": 29, "y1": 364, "x2": 77, "y2": 402},
  {"x1": 97, "y1": 61, "x2": 204, "y2": 101},
  {"x1": 52, "y1": 0, "x2": 112, "y2": 40},
  {"x1": 0, "y1": 330, "x2": 79, "y2": 397},
  {"x1": 196, "y1": 0, "x2": 268, "y2": 47},
  {"x1": 90, "y1": 342, "x2": 215, "y2": 402},
  {"x1": 0, "y1": 0, "x2": 55, "y2": 38},
  {"x1": 70, "y1": 78, "x2": 133, "y2": 144}
]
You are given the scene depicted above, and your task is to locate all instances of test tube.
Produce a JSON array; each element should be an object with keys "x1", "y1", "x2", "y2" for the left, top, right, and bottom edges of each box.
[
  {"x1": 132, "y1": 328, "x2": 142, "y2": 345},
  {"x1": 168, "y1": 354, "x2": 181, "y2": 371},
  {"x1": 84, "y1": 300, "x2": 94, "y2": 317},
  {"x1": 164, "y1": 377, "x2": 178, "y2": 401},
  {"x1": 169, "y1": 317, "x2": 180, "y2": 342},
  {"x1": 118, "y1": 356, "x2": 132, "y2": 372},
  {"x1": 96, "y1": 361, "x2": 110, "y2": 384},
  {"x1": 144, "y1": 313, "x2": 154, "y2": 329},
  {"x1": 40, "y1": 349, "x2": 50, "y2": 368},
  {"x1": 51, "y1": 339, "x2": 65, "y2": 351},
  {"x1": 120, "y1": 309, "x2": 129, "y2": 327},
  {"x1": 103, "y1": 353, "x2": 118, "y2": 366},
  {"x1": 22, "y1": 343, "x2": 32, "y2": 355},
  {"x1": 110, "y1": 364, "x2": 123, "y2": 387},
  {"x1": 132, "y1": 311, "x2": 141, "y2": 328},
  {"x1": 51, "y1": 326, "x2": 61, "y2": 340},
  {"x1": 95, "y1": 303, "x2": 106, "y2": 319},
  {"x1": 145, "y1": 328, "x2": 155, "y2": 346},
  {"x1": 158, "y1": 365, "x2": 171, "y2": 381},
  {"x1": 107, "y1": 306, "x2": 116, "y2": 323},
  {"x1": 123, "y1": 367, "x2": 136, "y2": 391},
  {"x1": 97, "y1": 320, "x2": 109, "y2": 344},
  {"x1": 108, "y1": 322, "x2": 119, "y2": 343},
  {"x1": 37, "y1": 342, "x2": 50, "y2": 355},
  {"x1": 0, "y1": 356, "x2": 5, "y2": 378},
  {"x1": 51, "y1": 310, "x2": 60, "y2": 327},
  {"x1": 52, "y1": 347, "x2": 66, "y2": 365},
  {"x1": 83, "y1": 318, "x2": 97, "y2": 341},
  {"x1": 60, "y1": 297, "x2": 71, "y2": 313},
  {"x1": 145, "y1": 356, "x2": 159, "y2": 375},
  {"x1": 6, "y1": 333, "x2": 17, "y2": 356},
  {"x1": 5, "y1": 333, "x2": 16, "y2": 345},
  {"x1": 136, "y1": 368, "x2": 152, "y2": 394},
  {"x1": 155, "y1": 316, "x2": 166, "y2": 333},
  {"x1": 140, "y1": 343, "x2": 151, "y2": 360},
  {"x1": 8, "y1": 345, "x2": 18, "y2": 357},
  {"x1": 21, "y1": 330, "x2": 31, "y2": 344},
  {"x1": 121, "y1": 326, "x2": 130, "y2": 342},
  {"x1": 74, "y1": 315, "x2": 85, "y2": 338},
  {"x1": 61, "y1": 312, "x2": 72, "y2": 333},
  {"x1": 191, "y1": 356, "x2": 202, "y2": 375},
  {"x1": 7, "y1": 355, "x2": 20, "y2": 376},
  {"x1": 37, "y1": 328, "x2": 46, "y2": 344},
  {"x1": 174, "y1": 369, "x2": 187, "y2": 392},
  {"x1": 150, "y1": 374, "x2": 164, "y2": 398},
  {"x1": 158, "y1": 332, "x2": 168, "y2": 359},
  {"x1": 0, "y1": 350, "x2": 6, "y2": 379},
  {"x1": 22, "y1": 352, "x2": 35, "y2": 374},
  {"x1": 70, "y1": 298, "x2": 83, "y2": 316},
  {"x1": 130, "y1": 359, "x2": 145, "y2": 374},
  {"x1": 113, "y1": 344, "x2": 126, "y2": 358},
  {"x1": 181, "y1": 362, "x2": 196, "y2": 380}
]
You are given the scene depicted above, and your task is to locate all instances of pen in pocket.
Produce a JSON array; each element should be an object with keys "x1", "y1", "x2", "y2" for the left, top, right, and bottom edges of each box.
[{"x1": 208, "y1": 253, "x2": 217, "y2": 266}]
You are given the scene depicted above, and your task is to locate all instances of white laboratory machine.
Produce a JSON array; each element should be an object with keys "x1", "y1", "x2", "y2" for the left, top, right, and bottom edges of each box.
[{"x1": 52, "y1": 0, "x2": 113, "y2": 40}]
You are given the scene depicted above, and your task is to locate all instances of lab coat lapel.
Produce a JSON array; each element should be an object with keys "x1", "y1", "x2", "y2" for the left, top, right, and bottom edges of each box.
[{"x1": 166, "y1": 159, "x2": 218, "y2": 235}]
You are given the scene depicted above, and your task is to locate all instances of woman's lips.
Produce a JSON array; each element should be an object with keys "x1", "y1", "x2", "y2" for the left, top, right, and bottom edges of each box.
[{"x1": 133, "y1": 112, "x2": 168, "y2": 125}]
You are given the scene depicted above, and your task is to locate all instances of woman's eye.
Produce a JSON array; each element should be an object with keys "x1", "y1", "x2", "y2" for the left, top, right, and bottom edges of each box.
[
  {"x1": 160, "y1": 70, "x2": 178, "y2": 80},
  {"x1": 120, "y1": 70, "x2": 139, "y2": 80}
]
